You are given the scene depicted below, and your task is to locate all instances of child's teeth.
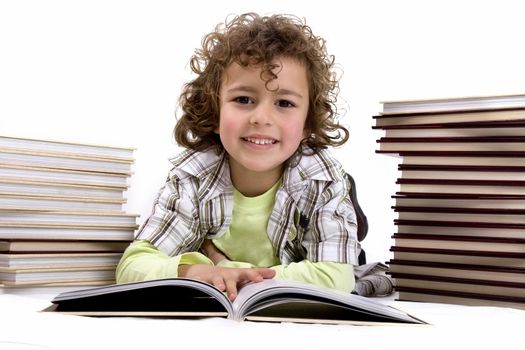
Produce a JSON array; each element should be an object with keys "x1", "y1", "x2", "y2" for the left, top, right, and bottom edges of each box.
[{"x1": 246, "y1": 138, "x2": 274, "y2": 145}]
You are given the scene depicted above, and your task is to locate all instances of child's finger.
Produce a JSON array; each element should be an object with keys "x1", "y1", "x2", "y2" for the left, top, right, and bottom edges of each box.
[
  {"x1": 224, "y1": 279, "x2": 238, "y2": 301},
  {"x1": 253, "y1": 268, "x2": 276, "y2": 279},
  {"x1": 211, "y1": 275, "x2": 226, "y2": 291},
  {"x1": 239, "y1": 268, "x2": 269, "y2": 283}
]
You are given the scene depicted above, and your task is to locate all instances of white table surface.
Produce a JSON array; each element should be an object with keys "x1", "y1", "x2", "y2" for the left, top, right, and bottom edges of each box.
[{"x1": 1, "y1": 287, "x2": 524, "y2": 350}]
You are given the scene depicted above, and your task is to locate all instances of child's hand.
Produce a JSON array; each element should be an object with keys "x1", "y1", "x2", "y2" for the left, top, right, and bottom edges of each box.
[
  {"x1": 201, "y1": 239, "x2": 228, "y2": 264},
  {"x1": 178, "y1": 264, "x2": 275, "y2": 301}
]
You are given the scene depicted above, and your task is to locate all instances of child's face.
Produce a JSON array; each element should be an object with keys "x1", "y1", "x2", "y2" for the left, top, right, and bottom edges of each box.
[{"x1": 217, "y1": 57, "x2": 309, "y2": 181}]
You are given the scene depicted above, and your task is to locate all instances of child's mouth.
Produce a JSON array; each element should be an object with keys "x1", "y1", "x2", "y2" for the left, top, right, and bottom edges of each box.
[{"x1": 242, "y1": 137, "x2": 278, "y2": 145}]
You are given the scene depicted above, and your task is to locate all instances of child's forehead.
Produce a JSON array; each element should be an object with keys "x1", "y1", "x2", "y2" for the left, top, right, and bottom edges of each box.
[
  {"x1": 224, "y1": 56, "x2": 306, "y2": 75},
  {"x1": 221, "y1": 58, "x2": 309, "y2": 95}
]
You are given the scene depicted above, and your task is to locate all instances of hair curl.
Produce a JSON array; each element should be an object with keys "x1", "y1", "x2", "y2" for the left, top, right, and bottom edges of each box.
[{"x1": 174, "y1": 12, "x2": 349, "y2": 154}]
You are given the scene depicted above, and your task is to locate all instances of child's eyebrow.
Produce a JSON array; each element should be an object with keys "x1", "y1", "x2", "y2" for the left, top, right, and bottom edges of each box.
[
  {"x1": 224, "y1": 85, "x2": 257, "y2": 94},
  {"x1": 275, "y1": 88, "x2": 305, "y2": 99}
]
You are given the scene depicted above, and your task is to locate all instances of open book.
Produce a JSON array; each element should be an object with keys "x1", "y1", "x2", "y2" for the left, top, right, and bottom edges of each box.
[{"x1": 46, "y1": 278, "x2": 425, "y2": 325}]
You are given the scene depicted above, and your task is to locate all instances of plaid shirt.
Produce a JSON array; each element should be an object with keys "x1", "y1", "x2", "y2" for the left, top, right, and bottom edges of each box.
[{"x1": 137, "y1": 147, "x2": 359, "y2": 265}]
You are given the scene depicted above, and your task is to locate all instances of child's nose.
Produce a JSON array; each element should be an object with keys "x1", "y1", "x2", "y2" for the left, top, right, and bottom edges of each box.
[{"x1": 249, "y1": 103, "x2": 273, "y2": 126}]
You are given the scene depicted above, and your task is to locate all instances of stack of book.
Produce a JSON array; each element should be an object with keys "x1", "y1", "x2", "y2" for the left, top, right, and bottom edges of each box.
[
  {"x1": 373, "y1": 94, "x2": 525, "y2": 310},
  {"x1": 0, "y1": 135, "x2": 138, "y2": 288}
]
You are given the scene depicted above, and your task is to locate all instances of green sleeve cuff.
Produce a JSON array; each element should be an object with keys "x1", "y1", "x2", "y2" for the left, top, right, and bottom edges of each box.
[
  {"x1": 271, "y1": 261, "x2": 355, "y2": 292},
  {"x1": 116, "y1": 240, "x2": 212, "y2": 283},
  {"x1": 179, "y1": 252, "x2": 213, "y2": 266}
]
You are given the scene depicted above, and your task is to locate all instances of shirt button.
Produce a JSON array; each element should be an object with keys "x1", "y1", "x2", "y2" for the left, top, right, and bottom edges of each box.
[{"x1": 287, "y1": 227, "x2": 297, "y2": 241}]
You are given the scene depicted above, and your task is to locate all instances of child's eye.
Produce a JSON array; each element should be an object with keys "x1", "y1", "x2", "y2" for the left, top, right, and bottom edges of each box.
[
  {"x1": 234, "y1": 96, "x2": 253, "y2": 104},
  {"x1": 276, "y1": 99, "x2": 295, "y2": 108}
]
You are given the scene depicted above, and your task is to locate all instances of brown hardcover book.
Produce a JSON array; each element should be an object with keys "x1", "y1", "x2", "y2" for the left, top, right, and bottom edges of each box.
[
  {"x1": 395, "y1": 219, "x2": 525, "y2": 238},
  {"x1": 390, "y1": 246, "x2": 525, "y2": 268},
  {"x1": 393, "y1": 193, "x2": 525, "y2": 210},
  {"x1": 381, "y1": 151, "x2": 525, "y2": 166},
  {"x1": 377, "y1": 136, "x2": 525, "y2": 153},
  {"x1": 373, "y1": 121, "x2": 525, "y2": 138},
  {"x1": 393, "y1": 205, "x2": 525, "y2": 213},
  {"x1": 373, "y1": 108, "x2": 525, "y2": 127},
  {"x1": 393, "y1": 275, "x2": 525, "y2": 305},
  {"x1": 393, "y1": 207, "x2": 525, "y2": 225},
  {"x1": 392, "y1": 233, "x2": 525, "y2": 253},
  {"x1": 398, "y1": 164, "x2": 525, "y2": 181},
  {"x1": 396, "y1": 178, "x2": 525, "y2": 195},
  {"x1": 396, "y1": 287, "x2": 525, "y2": 310},
  {"x1": 388, "y1": 259, "x2": 525, "y2": 284}
]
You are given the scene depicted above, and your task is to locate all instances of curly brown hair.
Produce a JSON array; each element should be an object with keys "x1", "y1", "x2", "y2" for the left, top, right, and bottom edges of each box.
[{"x1": 174, "y1": 12, "x2": 349, "y2": 154}]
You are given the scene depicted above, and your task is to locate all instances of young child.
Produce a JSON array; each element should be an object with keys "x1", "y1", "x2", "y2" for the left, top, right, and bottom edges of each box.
[{"x1": 116, "y1": 12, "x2": 360, "y2": 301}]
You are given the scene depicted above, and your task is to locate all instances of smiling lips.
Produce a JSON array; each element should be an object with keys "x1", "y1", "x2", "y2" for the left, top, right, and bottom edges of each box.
[{"x1": 242, "y1": 137, "x2": 278, "y2": 145}]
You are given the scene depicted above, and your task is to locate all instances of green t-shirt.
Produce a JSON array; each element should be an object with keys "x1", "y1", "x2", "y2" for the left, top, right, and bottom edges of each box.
[{"x1": 212, "y1": 180, "x2": 281, "y2": 267}]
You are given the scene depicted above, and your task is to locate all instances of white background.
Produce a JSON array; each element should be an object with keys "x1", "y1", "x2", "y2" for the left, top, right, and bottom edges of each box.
[{"x1": 1, "y1": 0, "x2": 525, "y2": 264}]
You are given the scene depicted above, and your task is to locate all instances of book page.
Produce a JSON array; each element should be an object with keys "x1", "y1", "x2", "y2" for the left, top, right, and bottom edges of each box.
[
  {"x1": 232, "y1": 279, "x2": 423, "y2": 324},
  {"x1": 50, "y1": 278, "x2": 234, "y2": 316}
]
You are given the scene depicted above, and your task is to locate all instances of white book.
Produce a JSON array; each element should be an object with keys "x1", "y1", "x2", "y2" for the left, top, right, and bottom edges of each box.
[
  {"x1": 0, "y1": 226, "x2": 136, "y2": 240},
  {"x1": 0, "y1": 164, "x2": 129, "y2": 187},
  {"x1": 0, "y1": 252, "x2": 122, "y2": 269},
  {"x1": 0, "y1": 210, "x2": 138, "y2": 226},
  {"x1": 0, "y1": 240, "x2": 131, "y2": 253},
  {"x1": 0, "y1": 179, "x2": 126, "y2": 199},
  {"x1": 0, "y1": 149, "x2": 133, "y2": 174},
  {"x1": 0, "y1": 282, "x2": 112, "y2": 294},
  {"x1": 0, "y1": 193, "x2": 124, "y2": 211},
  {"x1": 0, "y1": 265, "x2": 115, "y2": 285},
  {"x1": 380, "y1": 94, "x2": 525, "y2": 115},
  {"x1": 0, "y1": 135, "x2": 135, "y2": 160},
  {"x1": 46, "y1": 278, "x2": 426, "y2": 325}
]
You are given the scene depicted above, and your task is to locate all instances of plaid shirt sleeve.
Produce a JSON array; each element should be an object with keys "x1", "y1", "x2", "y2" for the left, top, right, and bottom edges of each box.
[
  {"x1": 136, "y1": 172, "x2": 203, "y2": 256},
  {"x1": 302, "y1": 176, "x2": 359, "y2": 265}
]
